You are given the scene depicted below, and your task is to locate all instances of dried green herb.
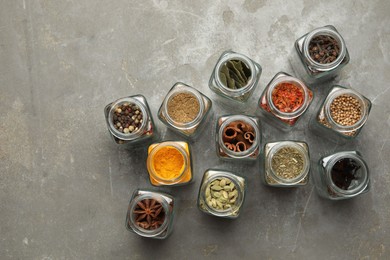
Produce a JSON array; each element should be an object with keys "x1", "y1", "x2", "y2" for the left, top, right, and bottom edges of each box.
[
  {"x1": 219, "y1": 59, "x2": 251, "y2": 89},
  {"x1": 271, "y1": 147, "x2": 304, "y2": 179}
]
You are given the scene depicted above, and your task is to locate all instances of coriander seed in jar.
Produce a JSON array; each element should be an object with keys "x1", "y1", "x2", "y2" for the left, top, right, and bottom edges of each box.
[
  {"x1": 310, "y1": 85, "x2": 371, "y2": 140},
  {"x1": 197, "y1": 169, "x2": 246, "y2": 219},
  {"x1": 158, "y1": 82, "x2": 212, "y2": 139},
  {"x1": 263, "y1": 141, "x2": 310, "y2": 187}
]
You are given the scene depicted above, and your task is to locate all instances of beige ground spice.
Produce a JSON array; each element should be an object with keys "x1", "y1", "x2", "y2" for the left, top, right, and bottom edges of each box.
[{"x1": 167, "y1": 92, "x2": 200, "y2": 123}]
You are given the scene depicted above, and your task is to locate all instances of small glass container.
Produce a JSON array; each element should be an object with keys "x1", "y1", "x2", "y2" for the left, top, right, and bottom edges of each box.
[
  {"x1": 104, "y1": 95, "x2": 156, "y2": 146},
  {"x1": 263, "y1": 141, "x2": 310, "y2": 187},
  {"x1": 209, "y1": 51, "x2": 262, "y2": 102},
  {"x1": 125, "y1": 189, "x2": 175, "y2": 239},
  {"x1": 314, "y1": 151, "x2": 370, "y2": 200},
  {"x1": 290, "y1": 25, "x2": 350, "y2": 84},
  {"x1": 258, "y1": 72, "x2": 313, "y2": 130},
  {"x1": 311, "y1": 85, "x2": 371, "y2": 140},
  {"x1": 158, "y1": 82, "x2": 212, "y2": 138},
  {"x1": 146, "y1": 141, "x2": 193, "y2": 186},
  {"x1": 197, "y1": 169, "x2": 246, "y2": 219},
  {"x1": 216, "y1": 115, "x2": 261, "y2": 160}
]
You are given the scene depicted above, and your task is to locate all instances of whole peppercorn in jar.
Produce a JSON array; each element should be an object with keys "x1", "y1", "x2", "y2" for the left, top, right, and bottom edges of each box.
[
  {"x1": 259, "y1": 72, "x2": 313, "y2": 130},
  {"x1": 126, "y1": 189, "x2": 175, "y2": 239},
  {"x1": 209, "y1": 51, "x2": 262, "y2": 102},
  {"x1": 311, "y1": 85, "x2": 371, "y2": 140},
  {"x1": 262, "y1": 141, "x2": 310, "y2": 187},
  {"x1": 290, "y1": 25, "x2": 350, "y2": 84},
  {"x1": 146, "y1": 141, "x2": 193, "y2": 186},
  {"x1": 314, "y1": 151, "x2": 370, "y2": 200},
  {"x1": 197, "y1": 169, "x2": 246, "y2": 219},
  {"x1": 158, "y1": 82, "x2": 212, "y2": 139},
  {"x1": 216, "y1": 115, "x2": 261, "y2": 160},
  {"x1": 104, "y1": 95, "x2": 156, "y2": 146}
]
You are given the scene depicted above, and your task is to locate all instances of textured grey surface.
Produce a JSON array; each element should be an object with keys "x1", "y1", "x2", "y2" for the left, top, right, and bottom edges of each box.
[{"x1": 1, "y1": 0, "x2": 389, "y2": 259}]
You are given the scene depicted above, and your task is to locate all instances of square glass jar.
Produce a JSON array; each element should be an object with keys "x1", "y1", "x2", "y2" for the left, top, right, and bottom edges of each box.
[
  {"x1": 290, "y1": 25, "x2": 350, "y2": 84},
  {"x1": 209, "y1": 51, "x2": 262, "y2": 102},
  {"x1": 258, "y1": 72, "x2": 313, "y2": 130},
  {"x1": 262, "y1": 141, "x2": 310, "y2": 187},
  {"x1": 104, "y1": 95, "x2": 157, "y2": 146},
  {"x1": 125, "y1": 189, "x2": 175, "y2": 239},
  {"x1": 146, "y1": 141, "x2": 193, "y2": 186},
  {"x1": 310, "y1": 85, "x2": 372, "y2": 140},
  {"x1": 216, "y1": 115, "x2": 261, "y2": 160},
  {"x1": 314, "y1": 151, "x2": 370, "y2": 200},
  {"x1": 158, "y1": 82, "x2": 212, "y2": 139},
  {"x1": 197, "y1": 169, "x2": 246, "y2": 219}
]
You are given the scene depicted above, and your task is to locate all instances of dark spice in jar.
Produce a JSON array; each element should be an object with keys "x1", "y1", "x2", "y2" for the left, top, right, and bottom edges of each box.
[
  {"x1": 112, "y1": 103, "x2": 143, "y2": 134},
  {"x1": 271, "y1": 147, "x2": 304, "y2": 179},
  {"x1": 167, "y1": 92, "x2": 200, "y2": 123},
  {"x1": 309, "y1": 35, "x2": 340, "y2": 64},
  {"x1": 330, "y1": 94, "x2": 362, "y2": 126},
  {"x1": 222, "y1": 121, "x2": 255, "y2": 152},
  {"x1": 331, "y1": 158, "x2": 361, "y2": 190},
  {"x1": 219, "y1": 59, "x2": 252, "y2": 89},
  {"x1": 132, "y1": 198, "x2": 165, "y2": 230}
]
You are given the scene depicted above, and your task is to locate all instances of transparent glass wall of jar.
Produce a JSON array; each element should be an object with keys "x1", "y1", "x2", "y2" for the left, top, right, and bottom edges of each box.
[
  {"x1": 310, "y1": 85, "x2": 371, "y2": 141},
  {"x1": 209, "y1": 51, "x2": 262, "y2": 102},
  {"x1": 262, "y1": 141, "x2": 310, "y2": 187},
  {"x1": 216, "y1": 115, "x2": 261, "y2": 160},
  {"x1": 290, "y1": 25, "x2": 350, "y2": 84},
  {"x1": 104, "y1": 95, "x2": 157, "y2": 147},
  {"x1": 146, "y1": 141, "x2": 193, "y2": 186},
  {"x1": 314, "y1": 151, "x2": 370, "y2": 200},
  {"x1": 258, "y1": 72, "x2": 313, "y2": 131},
  {"x1": 197, "y1": 169, "x2": 246, "y2": 219},
  {"x1": 158, "y1": 82, "x2": 212, "y2": 139},
  {"x1": 126, "y1": 189, "x2": 175, "y2": 239}
]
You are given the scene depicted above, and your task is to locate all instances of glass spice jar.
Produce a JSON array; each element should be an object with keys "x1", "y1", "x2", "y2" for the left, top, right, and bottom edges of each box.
[
  {"x1": 216, "y1": 115, "x2": 261, "y2": 160},
  {"x1": 104, "y1": 95, "x2": 156, "y2": 146},
  {"x1": 197, "y1": 169, "x2": 246, "y2": 219},
  {"x1": 314, "y1": 151, "x2": 370, "y2": 200},
  {"x1": 258, "y1": 72, "x2": 313, "y2": 130},
  {"x1": 158, "y1": 82, "x2": 212, "y2": 139},
  {"x1": 262, "y1": 141, "x2": 310, "y2": 187},
  {"x1": 146, "y1": 141, "x2": 193, "y2": 186},
  {"x1": 290, "y1": 25, "x2": 350, "y2": 84},
  {"x1": 310, "y1": 85, "x2": 372, "y2": 140},
  {"x1": 126, "y1": 189, "x2": 175, "y2": 239},
  {"x1": 209, "y1": 50, "x2": 262, "y2": 102}
]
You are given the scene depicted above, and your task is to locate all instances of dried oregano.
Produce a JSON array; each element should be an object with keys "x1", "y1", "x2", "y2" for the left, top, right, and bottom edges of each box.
[{"x1": 271, "y1": 147, "x2": 304, "y2": 179}]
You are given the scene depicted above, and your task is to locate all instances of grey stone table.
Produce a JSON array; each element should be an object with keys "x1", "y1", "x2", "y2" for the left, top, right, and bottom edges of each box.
[{"x1": 1, "y1": 1, "x2": 389, "y2": 259}]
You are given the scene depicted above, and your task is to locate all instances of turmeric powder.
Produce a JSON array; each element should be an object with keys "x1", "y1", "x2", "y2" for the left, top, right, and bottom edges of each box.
[{"x1": 153, "y1": 146, "x2": 185, "y2": 180}]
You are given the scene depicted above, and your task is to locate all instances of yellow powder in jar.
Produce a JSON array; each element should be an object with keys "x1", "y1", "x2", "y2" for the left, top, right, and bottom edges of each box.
[{"x1": 153, "y1": 146, "x2": 185, "y2": 180}]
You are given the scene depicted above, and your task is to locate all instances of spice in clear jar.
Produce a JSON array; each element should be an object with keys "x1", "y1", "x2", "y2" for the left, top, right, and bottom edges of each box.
[
  {"x1": 271, "y1": 146, "x2": 304, "y2": 179},
  {"x1": 205, "y1": 177, "x2": 238, "y2": 211},
  {"x1": 112, "y1": 103, "x2": 143, "y2": 134},
  {"x1": 167, "y1": 92, "x2": 200, "y2": 123},
  {"x1": 152, "y1": 146, "x2": 185, "y2": 180},
  {"x1": 131, "y1": 198, "x2": 165, "y2": 230},
  {"x1": 222, "y1": 120, "x2": 255, "y2": 152},
  {"x1": 330, "y1": 94, "x2": 362, "y2": 126},
  {"x1": 309, "y1": 35, "x2": 340, "y2": 64},
  {"x1": 219, "y1": 59, "x2": 252, "y2": 89},
  {"x1": 331, "y1": 158, "x2": 361, "y2": 190},
  {"x1": 271, "y1": 82, "x2": 305, "y2": 113}
]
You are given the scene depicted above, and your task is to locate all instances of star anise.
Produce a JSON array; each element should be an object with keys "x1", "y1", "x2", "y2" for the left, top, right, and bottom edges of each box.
[{"x1": 133, "y1": 198, "x2": 165, "y2": 230}]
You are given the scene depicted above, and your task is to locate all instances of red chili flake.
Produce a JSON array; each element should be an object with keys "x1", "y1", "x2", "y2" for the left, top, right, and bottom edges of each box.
[{"x1": 271, "y1": 82, "x2": 305, "y2": 113}]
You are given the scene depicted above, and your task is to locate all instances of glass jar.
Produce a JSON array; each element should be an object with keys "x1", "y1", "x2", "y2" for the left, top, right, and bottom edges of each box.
[
  {"x1": 216, "y1": 115, "x2": 261, "y2": 160},
  {"x1": 314, "y1": 151, "x2": 370, "y2": 200},
  {"x1": 310, "y1": 85, "x2": 372, "y2": 140},
  {"x1": 290, "y1": 25, "x2": 350, "y2": 84},
  {"x1": 209, "y1": 51, "x2": 262, "y2": 102},
  {"x1": 197, "y1": 169, "x2": 246, "y2": 219},
  {"x1": 146, "y1": 141, "x2": 193, "y2": 186},
  {"x1": 125, "y1": 189, "x2": 175, "y2": 239},
  {"x1": 104, "y1": 95, "x2": 156, "y2": 146},
  {"x1": 158, "y1": 82, "x2": 212, "y2": 139},
  {"x1": 262, "y1": 141, "x2": 310, "y2": 187},
  {"x1": 258, "y1": 72, "x2": 313, "y2": 130}
]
